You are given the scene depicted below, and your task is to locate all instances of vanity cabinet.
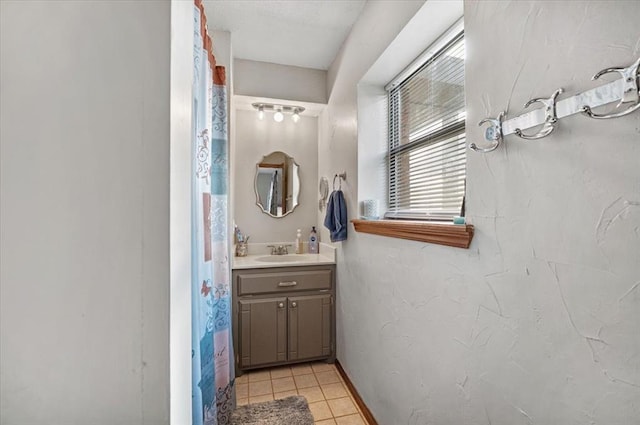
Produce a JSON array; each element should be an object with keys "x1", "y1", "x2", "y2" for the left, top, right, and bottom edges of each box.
[{"x1": 232, "y1": 265, "x2": 336, "y2": 373}]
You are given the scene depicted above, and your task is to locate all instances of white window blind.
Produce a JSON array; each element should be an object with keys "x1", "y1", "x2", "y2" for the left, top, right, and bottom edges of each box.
[{"x1": 386, "y1": 30, "x2": 465, "y2": 220}]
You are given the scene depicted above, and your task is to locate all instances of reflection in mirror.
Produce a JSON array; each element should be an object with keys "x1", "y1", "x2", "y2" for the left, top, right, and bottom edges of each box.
[{"x1": 255, "y1": 151, "x2": 300, "y2": 218}]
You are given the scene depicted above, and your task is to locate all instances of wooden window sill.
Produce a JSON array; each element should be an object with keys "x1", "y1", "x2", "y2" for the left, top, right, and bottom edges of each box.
[{"x1": 351, "y1": 219, "x2": 474, "y2": 249}]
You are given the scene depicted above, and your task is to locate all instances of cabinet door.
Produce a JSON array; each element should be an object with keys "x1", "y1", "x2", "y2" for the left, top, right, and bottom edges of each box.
[
  {"x1": 288, "y1": 294, "x2": 332, "y2": 361},
  {"x1": 238, "y1": 297, "x2": 287, "y2": 368}
]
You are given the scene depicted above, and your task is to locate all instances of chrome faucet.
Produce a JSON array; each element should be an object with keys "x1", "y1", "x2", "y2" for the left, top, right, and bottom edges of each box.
[{"x1": 267, "y1": 244, "x2": 291, "y2": 255}]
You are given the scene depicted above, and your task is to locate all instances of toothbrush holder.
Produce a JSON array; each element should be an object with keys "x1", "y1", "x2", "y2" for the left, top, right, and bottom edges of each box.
[{"x1": 235, "y1": 242, "x2": 248, "y2": 257}]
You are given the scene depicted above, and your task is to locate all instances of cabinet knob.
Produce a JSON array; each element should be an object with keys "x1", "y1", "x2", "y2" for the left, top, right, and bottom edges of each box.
[
  {"x1": 291, "y1": 301, "x2": 297, "y2": 308},
  {"x1": 278, "y1": 302, "x2": 285, "y2": 308}
]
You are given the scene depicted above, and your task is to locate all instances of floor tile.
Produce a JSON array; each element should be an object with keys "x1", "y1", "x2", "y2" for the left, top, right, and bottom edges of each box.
[
  {"x1": 248, "y1": 380, "x2": 272, "y2": 396},
  {"x1": 316, "y1": 370, "x2": 341, "y2": 385},
  {"x1": 311, "y1": 362, "x2": 335, "y2": 373},
  {"x1": 291, "y1": 363, "x2": 314, "y2": 375},
  {"x1": 309, "y1": 400, "x2": 333, "y2": 421},
  {"x1": 297, "y1": 386, "x2": 325, "y2": 403},
  {"x1": 248, "y1": 370, "x2": 271, "y2": 382},
  {"x1": 315, "y1": 419, "x2": 337, "y2": 425},
  {"x1": 274, "y1": 389, "x2": 298, "y2": 399},
  {"x1": 248, "y1": 393, "x2": 274, "y2": 404},
  {"x1": 321, "y1": 382, "x2": 348, "y2": 400},
  {"x1": 235, "y1": 383, "x2": 248, "y2": 399},
  {"x1": 335, "y1": 414, "x2": 366, "y2": 425},
  {"x1": 272, "y1": 376, "x2": 296, "y2": 393},
  {"x1": 239, "y1": 362, "x2": 371, "y2": 425},
  {"x1": 269, "y1": 366, "x2": 293, "y2": 379},
  {"x1": 294, "y1": 373, "x2": 319, "y2": 389},
  {"x1": 328, "y1": 397, "x2": 358, "y2": 417}
]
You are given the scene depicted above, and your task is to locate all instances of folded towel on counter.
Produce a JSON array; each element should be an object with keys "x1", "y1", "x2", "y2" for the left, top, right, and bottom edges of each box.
[{"x1": 323, "y1": 190, "x2": 347, "y2": 242}]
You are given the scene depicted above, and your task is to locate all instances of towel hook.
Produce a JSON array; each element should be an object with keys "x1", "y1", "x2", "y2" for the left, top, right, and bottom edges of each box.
[
  {"x1": 581, "y1": 57, "x2": 640, "y2": 119},
  {"x1": 469, "y1": 111, "x2": 505, "y2": 153},
  {"x1": 333, "y1": 172, "x2": 346, "y2": 190},
  {"x1": 514, "y1": 88, "x2": 563, "y2": 139}
]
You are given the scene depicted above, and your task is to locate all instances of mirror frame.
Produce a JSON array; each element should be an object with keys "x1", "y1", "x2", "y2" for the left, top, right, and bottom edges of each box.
[{"x1": 254, "y1": 151, "x2": 300, "y2": 218}]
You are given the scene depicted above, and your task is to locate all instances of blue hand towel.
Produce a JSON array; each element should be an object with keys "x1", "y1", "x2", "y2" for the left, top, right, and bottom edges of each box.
[{"x1": 323, "y1": 190, "x2": 347, "y2": 242}]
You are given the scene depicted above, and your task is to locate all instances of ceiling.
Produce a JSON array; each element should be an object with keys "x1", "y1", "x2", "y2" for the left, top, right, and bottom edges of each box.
[{"x1": 203, "y1": 0, "x2": 366, "y2": 71}]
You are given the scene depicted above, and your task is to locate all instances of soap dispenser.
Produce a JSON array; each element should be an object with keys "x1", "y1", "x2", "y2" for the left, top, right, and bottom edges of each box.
[
  {"x1": 295, "y1": 229, "x2": 303, "y2": 254},
  {"x1": 308, "y1": 226, "x2": 318, "y2": 254}
]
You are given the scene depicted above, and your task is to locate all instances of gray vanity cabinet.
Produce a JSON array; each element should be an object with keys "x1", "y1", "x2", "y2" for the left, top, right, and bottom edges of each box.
[
  {"x1": 232, "y1": 265, "x2": 336, "y2": 373},
  {"x1": 238, "y1": 297, "x2": 287, "y2": 367},
  {"x1": 288, "y1": 294, "x2": 332, "y2": 361}
]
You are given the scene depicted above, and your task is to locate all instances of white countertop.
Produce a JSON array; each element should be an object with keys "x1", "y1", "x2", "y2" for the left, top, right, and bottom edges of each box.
[{"x1": 232, "y1": 242, "x2": 336, "y2": 269}]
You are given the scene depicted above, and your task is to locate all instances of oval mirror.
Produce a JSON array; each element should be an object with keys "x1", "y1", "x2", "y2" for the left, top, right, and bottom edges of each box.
[{"x1": 255, "y1": 151, "x2": 300, "y2": 218}]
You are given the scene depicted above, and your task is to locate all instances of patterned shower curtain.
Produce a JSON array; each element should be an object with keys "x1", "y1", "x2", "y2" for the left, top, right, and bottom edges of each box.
[{"x1": 192, "y1": 1, "x2": 234, "y2": 424}]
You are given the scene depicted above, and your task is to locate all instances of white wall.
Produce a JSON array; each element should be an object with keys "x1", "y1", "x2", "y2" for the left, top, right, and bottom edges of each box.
[
  {"x1": 1, "y1": 1, "x2": 170, "y2": 424},
  {"x1": 324, "y1": 1, "x2": 640, "y2": 424},
  {"x1": 234, "y1": 109, "x2": 318, "y2": 243},
  {"x1": 234, "y1": 59, "x2": 327, "y2": 104},
  {"x1": 169, "y1": 0, "x2": 193, "y2": 423},
  {"x1": 318, "y1": 0, "x2": 426, "y2": 245}
]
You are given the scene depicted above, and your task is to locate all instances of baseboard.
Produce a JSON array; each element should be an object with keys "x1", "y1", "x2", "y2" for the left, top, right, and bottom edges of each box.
[{"x1": 335, "y1": 360, "x2": 378, "y2": 425}]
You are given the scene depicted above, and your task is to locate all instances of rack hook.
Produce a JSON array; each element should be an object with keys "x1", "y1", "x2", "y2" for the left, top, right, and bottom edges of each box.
[
  {"x1": 469, "y1": 111, "x2": 505, "y2": 153},
  {"x1": 333, "y1": 172, "x2": 346, "y2": 190},
  {"x1": 581, "y1": 57, "x2": 640, "y2": 119},
  {"x1": 514, "y1": 88, "x2": 564, "y2": 139}
]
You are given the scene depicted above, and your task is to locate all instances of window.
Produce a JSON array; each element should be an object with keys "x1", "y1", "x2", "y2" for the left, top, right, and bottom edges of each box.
[{"x1": 386, "y1": 27, "x2": 465, "y2": 221}]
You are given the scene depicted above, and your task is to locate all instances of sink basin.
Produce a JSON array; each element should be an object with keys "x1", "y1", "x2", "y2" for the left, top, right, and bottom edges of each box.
[{"x1": 255, "y1": 255, "x2": 315, "y2": 263}]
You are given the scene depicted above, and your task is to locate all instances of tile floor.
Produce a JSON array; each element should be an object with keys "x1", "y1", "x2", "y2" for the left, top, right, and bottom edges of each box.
[{"x1": 235, "y1": 361, "x2": 370, "y2": 425}]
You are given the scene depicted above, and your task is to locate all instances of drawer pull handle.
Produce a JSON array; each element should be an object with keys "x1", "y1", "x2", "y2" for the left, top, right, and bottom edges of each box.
[{"x1": 278, "y1": 281, "x2": 298, "y2": 287}]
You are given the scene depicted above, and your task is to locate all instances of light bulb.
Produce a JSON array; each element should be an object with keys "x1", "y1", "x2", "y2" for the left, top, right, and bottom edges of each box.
[
  {"x1": 257, "y1": 105, "x2": 264, "y2": 120},
  {"x1": 292, "y1": 108, "x2": 300, "y2": 123},
  {"x1": 273, "y1": 107, "x2": 284, "y2": 122}
]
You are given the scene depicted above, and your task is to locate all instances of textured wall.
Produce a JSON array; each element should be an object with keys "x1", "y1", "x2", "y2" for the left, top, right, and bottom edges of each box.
[
  {"x1": 0, "y1": 1, "x2": 170, "y2": 423},
  {"x1": 323, "y1": 1, "x2": 640, "y2": 424},
  {"x1": 234, "y1": 109, "x2": 319, "y2": 243}
]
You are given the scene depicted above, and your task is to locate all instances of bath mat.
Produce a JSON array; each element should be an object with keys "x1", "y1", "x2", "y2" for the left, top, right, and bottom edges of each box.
[{"x1": 230, "y1": 395, "x2": 314, "y2": 425}]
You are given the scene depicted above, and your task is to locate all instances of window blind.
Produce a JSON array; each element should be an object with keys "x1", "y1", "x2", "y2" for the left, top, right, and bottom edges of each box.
[{"x1": 387, "y1": 31, "x2": 465, "y2": 220}]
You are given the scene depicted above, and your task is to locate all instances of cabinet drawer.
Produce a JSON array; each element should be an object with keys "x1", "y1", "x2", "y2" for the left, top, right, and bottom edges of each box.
[{"x1": 237, "y1": 269, "x2": 332, "y2": 295}]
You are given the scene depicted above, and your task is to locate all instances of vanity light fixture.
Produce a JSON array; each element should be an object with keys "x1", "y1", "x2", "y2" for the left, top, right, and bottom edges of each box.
[
  {"x1": 251, "y1": 103, "x2": 306, "y2": 123},
  {"x1": 273, "y1": 106, "x2": 284, "y2": 123}
]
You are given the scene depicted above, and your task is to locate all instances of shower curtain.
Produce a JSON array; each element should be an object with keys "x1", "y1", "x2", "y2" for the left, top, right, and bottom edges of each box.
[{"x1": 192, "y1": 1, "x2": 234, "y2": 424}]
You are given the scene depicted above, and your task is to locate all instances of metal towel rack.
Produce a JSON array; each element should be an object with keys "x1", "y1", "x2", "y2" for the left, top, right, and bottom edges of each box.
[
  {"x1": 333, "y1": 172, "x2": 347, "y2": 190},
  {"x1": 469, "y1": 56, "x2": 640, "y2": 153}
]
